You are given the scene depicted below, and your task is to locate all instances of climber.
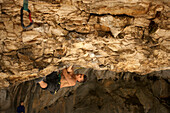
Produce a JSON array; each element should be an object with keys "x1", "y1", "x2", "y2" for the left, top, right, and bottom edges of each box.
[
  {"x1": 17, "y1": 101, "x2": 25, "y2": 113},
  {"x1": 35, "y1": 65, "x2": 87, "y2": 94}
]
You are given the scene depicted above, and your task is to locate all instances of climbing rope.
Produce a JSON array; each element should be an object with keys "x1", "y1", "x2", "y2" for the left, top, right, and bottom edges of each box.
[{"x1": 20, "y1": 0, "x2": 33, "y2": 29}]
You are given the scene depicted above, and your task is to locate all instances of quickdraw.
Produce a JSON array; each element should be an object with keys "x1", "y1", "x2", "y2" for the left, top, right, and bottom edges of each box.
[{"x1": 20, "y1": 0, "x2": 33, "y2": 29}]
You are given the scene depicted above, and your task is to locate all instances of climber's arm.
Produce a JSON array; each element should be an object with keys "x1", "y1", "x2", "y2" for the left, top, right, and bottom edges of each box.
[
  {"x1": 67, "y1": 65, "x2": 74, "y2": 76},
  {"x1": 62, "y1": 68, "x2": 76, "y2": 86}
]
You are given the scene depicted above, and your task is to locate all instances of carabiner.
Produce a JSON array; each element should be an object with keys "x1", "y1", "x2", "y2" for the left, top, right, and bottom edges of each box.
[{"x1": 20, "y1": 7, "x2": 33, "y2": 29}]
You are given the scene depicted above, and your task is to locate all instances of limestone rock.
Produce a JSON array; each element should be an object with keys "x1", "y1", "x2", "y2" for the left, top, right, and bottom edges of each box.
[
  {"x1": 0, "y1": 0, "x2": 169, "y2": 112},
  {"x1": 88, "y1": 1, "x2": 149, "y2": 16},
  {"x1": 34, "y1": 4, "x2": 50, "y2": 13},
  {"x1": 0, "y1": 0, "x2": 3, "y2": 3},
  {"x1": 57, "y1": 5, "x2": 78, "y2": 18},
  {"x1": 3, "y1": 40, "x2": 21, "y2": 52},
  {"x1": 0, "y1": 0, "x2": 169, "y2": 88},
  {"x1": 22, "y1": 31, "x2": 41, "y2": 43},
  {"x1": 110, "y1": 27, "x2": 122, "y2": 37},
  {"x1": 134, "y1": 18, "x2": 150, "y2": 27},
  {"x1": 4, "y1": 21, "x2": 13, "y2": 33},
  {"x1": 99, "y1": 15, "x2": 133, "y2": 37},
  {"x1": 0, "y1": 30, "x2": 7, "y2": 40},
  {"x1": 51, "y1": 26, "x2": 68, "y2": 36},
  {"x1": 73, "y1": 42, "x2": 96, "y2": 50}
]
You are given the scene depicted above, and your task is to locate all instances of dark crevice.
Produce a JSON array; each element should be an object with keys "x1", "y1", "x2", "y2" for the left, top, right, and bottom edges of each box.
[
  {"x1": 89, "y1": 13, "x2": 112, "y2": 17},
  {"x1": 89, "y1": 13, "x2": 134, "y2": 18},
  {"x1": 117, "y1": 33, "x2": 125, "y2": 39},
  {"x1": 133, "y1": 76, "x2": 140, "y2": 81},
  {"x1": 97, "y1": 30, "x2": 113, "y2": 37},
  {"x1": 149, "y1": 21, "x2": 158, "y2": 34},
  {"x1": 33, "y1": 60, "x2": 50, "y2": 70},
  {"x1": 155, "y1": 11, "x2": 161, "y2": 18},
  {"x1": 31, "y1": 0, "x2": 60, "y2": 4}
]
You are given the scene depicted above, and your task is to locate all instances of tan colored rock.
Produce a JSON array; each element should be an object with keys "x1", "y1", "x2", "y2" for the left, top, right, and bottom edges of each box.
[
  {"x1": 89, "y1": 2, "x2": 148, "y2": 16},
  {"x1": 76, "y1": 25, "x2": 91, "y2": 33},
  {"x1": 57, "y1": 5, "x2": 77, "y2": 17},
  {"x1": 0, "y1": 0, "x2": 169, "y2": 88},
  {"x1": 155, "y1": 29, "x2": 170, "y2": 38},
  {"x1": 44, "y1": 48, "x2": 54, "y2": 55},
  {"x1": 31, "y1": 45, "x2": 44, "y2": 59},
  {"x1": 3, "y1": 40, "x2": 20, "y2": 51},
  {"x1": 100, "y1": 25, "x2": 110, "y2": 32},
  {"x1": 110, "y1": 27, "x2": 122, "y2": 37},
  {"x1": 88, "y1": 15, "x2": 98, "y2": 25},
  {"x1": 0, "y1": 0, "x2": 3, "y2": 3},
  {"x1": 0, "y1": 30, "x2": 7, "y2": 40},
  {"x1": 22, "y1": 31, "x2": 41, "y2": 43},
  {"x1": 0, "y1": 73, "x2": 9, "y2": 79},
  {"x1": 14, "y1": 24, "x2": 23, "y2": 35},
  {"x1": 38, "y1": 65, "x2": 57, "y2": 76},
  {"x1": 99, "y1": 15, "x2": 133, "y2": 37},
  {"x1": 18, "y1": 53, "x2": 33, "y2": 63},
  {"x1": 108, "y1": 44, "x2": 122, "y2": 52},
  {"x1": 4, "y1": 21, "x2": 13, "y2": 32},
  {"x1": 0, "y1": 79, "x2": 9, "y2": 88},
  {"x1": 134, "y1": 18, "x2": 150, "y2": 27},
  {"x1": 0, "y1": 23, "x2": 5, "y2": 30},
  {"x1": 100, "y1": 15, "x2": 133, "y2": 28},
  {"x1": 161, "y1": 40, "x2": 170, "y2": 50},
  {"x1": 51, "y1": 27, "x2": 68, "y2": 36},
  {"x1": 65, "y1": 23, "x2": 77, "y2": 31},
  {"x1": 123, "y1": 26, "x2": 144, "y2": 38},
  {"x1": 73, "y1": 42, "x2": 96, "y2": 50},
  {"x1": 34, "y1": 4, "x2": 50, "y2": 13}
]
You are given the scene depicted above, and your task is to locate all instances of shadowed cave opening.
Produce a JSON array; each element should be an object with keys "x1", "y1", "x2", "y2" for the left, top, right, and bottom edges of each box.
[{"x1": 0, "y1": 69, "x2": 169, "y2": 113}]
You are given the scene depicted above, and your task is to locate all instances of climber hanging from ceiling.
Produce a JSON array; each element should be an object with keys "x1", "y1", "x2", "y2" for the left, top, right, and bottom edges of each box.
[
  {"x1": 20, "y1": 0, "x2": 33, "y2": 29},
  {"x1": 35, "y1": 65, "x2": 87, "y2": 94}
]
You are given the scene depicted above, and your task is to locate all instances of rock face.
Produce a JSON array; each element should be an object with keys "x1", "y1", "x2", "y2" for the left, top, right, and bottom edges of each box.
[
  {"x1": 0, "y1": 69, "x2": 169, "y2": 113},
  {"x1": 0, "y1": 0, "x2": 170, "y2": 112},
  {"x1": 0, "y1": 0, "x2": 170, "y2": 88}
]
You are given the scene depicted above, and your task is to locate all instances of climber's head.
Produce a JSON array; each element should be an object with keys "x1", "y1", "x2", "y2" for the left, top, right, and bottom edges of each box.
[
  {"x1": 75, "y1": 74, "x2": 87, "y2": 83},
  {"x1": 20, "y1": 101, "x2": 24, "y2": 106}
]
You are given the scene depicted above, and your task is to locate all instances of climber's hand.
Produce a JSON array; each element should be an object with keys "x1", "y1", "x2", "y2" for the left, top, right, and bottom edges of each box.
[{"x1": 67, "y1": 65, "x2": 74, "y2": 73}]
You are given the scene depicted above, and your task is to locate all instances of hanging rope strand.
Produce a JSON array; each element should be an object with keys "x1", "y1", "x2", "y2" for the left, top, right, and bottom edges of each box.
[
  {"x1": 20, "y1": 0, "x2": 33, "y2": 29},
  {"x1": 23, "y1": 0, "x2": 28, "y2": 11}
]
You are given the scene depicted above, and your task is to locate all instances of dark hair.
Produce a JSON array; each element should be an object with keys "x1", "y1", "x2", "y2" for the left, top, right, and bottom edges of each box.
[
  {"x1": 20, "y1": 101, "x2": 24, "y2": 105},
  {"x1": 78, "y1": 74, "x2": 87, "y2": 83},
  {"x1": 76, "y1": 74, "x2": 87, "y2": 83},
  {"x1": 20, "y1": 101, "x2": 24, "y2": 103},
  {"x1": 83, "y1": 75, "x2": 87, "y2": 83}
]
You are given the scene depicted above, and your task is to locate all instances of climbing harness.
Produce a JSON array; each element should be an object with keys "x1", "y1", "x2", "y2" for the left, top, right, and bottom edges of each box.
[{"x1": 20, "y1": 0, "x2": 33, "y2": 29}]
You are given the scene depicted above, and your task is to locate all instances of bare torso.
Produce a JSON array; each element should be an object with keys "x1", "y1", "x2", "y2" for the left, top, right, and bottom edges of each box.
[{"x1": 60, "y1": 73, "x2": 76, "y2": 88}]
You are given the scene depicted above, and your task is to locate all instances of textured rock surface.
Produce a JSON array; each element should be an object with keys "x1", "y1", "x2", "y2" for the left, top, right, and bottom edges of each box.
[
  {"x1": 0, "y1": 69, "x2": 169, "y2": 113},
  {"x1": 0, "y1": 0, "x2": 170, "y2": 88}
]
